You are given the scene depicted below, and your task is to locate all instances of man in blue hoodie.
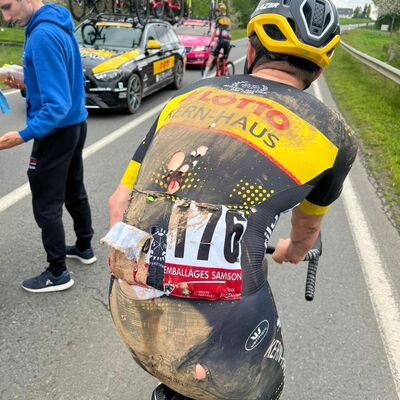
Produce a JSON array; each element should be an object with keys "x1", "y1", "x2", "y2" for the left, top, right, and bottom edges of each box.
[{"x1": 0, "y1": 0, "x2": 97, "y2": 292}]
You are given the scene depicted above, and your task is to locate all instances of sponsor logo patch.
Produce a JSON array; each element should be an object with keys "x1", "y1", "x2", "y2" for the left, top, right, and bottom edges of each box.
[{"x1": 245, "y1": 320, "x2": 270, "y2": 351}]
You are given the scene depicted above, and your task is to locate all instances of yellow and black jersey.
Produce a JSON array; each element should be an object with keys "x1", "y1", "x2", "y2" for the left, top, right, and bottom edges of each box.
[
  {"x1": 215, "y1": 16, "x2": 231, "y2": 40},
  {"x1": 120, "y1": 75, "x2": 357, "y2": 299}
]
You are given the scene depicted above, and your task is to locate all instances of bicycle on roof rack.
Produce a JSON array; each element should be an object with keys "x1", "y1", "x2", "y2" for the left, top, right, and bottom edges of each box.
[
  {"x1": 68, "y1": 0, "x2": 109, "y2": 21},
  {"x1": 69, "y1": 0, "x2": 150, "y2": 24},
  {"x1": 149, "y1": 0, "x2": 190, "y2": 24}
]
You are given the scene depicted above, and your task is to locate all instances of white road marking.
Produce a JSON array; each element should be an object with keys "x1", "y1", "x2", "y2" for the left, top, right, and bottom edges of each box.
[{"x1": 314, "y1": 81, "x2": 400, "y2": 399}]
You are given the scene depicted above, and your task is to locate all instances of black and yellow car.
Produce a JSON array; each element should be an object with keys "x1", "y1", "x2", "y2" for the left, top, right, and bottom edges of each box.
[{"x1": 75, "y1": 15, "x2": 186, "y2": 113}]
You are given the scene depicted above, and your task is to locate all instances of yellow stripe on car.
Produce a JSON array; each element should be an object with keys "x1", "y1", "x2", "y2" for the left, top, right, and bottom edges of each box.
[
  {"x1": 80, "y1": 48, "x2": 116, "y2": 58},
  {"x1": 92, "y1": 49, "x2": 141, "y2": 74},
  {"x1": 96, "y1": 22, "x2": 133, "y2": 27},
  {"x1": 153, "y1": 56, "x2": 175, "y2": 74}
]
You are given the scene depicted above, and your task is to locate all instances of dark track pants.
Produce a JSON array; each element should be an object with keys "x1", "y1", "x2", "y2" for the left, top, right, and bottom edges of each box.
[{"x1": 27, "y1": 121, "x2": 93, "y2": 274}]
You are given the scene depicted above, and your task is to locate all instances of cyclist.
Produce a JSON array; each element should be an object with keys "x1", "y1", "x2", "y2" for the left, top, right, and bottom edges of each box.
[
  {"x1": 202, "y1": 2, "x2": 231, "y2": 78},
  {"x1": 106, "y1": 0, "x2": 357, "y2": 398}
]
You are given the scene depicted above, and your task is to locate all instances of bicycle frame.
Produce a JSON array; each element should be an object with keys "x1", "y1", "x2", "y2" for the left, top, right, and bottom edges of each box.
[
  {"x1": 216, "y1": 53, "x2": 228, "y2": 76},
  {"x1": 150, "y1": 0, "x2": 181, "y2": 12}
]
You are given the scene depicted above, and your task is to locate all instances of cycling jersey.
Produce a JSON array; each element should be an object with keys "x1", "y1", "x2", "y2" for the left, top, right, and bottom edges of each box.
[
  {"x1": 110, "y1": 75, "x2": 357, "y2": 400},
  {"x1": 215, "y1": 16, "x2": 231, "y2": 40},
  {"x1": 210, "y1": 16, "x2": 231, "y2": 58}
]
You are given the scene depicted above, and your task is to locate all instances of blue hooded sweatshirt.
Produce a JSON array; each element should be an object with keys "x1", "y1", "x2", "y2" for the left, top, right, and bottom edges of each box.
[{"x1": 19, "y1": 4, "x2": 88, "y2": 142}]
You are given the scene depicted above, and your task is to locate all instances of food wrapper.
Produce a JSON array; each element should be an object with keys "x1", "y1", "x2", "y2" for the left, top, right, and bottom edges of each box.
[
  {"x1": 0, "y1": 64, "x2": 24, "y2": 83},
  {"x1": 101, "y1": 221, "x2": 152, "y2": 260}
]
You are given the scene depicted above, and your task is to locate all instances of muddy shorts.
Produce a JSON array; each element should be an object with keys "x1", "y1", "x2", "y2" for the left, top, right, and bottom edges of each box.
[{"x1": 109, "y1": 277, "x2": 285, "y2": 400}]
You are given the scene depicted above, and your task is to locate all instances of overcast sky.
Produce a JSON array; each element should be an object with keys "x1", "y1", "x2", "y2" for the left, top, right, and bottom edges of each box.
[
  {"x1": 334, "y1": 0, "x2": 378, "y2": 18},
  {"x1": 334, "y1": 0, "x2": 373, "y2": 9}
]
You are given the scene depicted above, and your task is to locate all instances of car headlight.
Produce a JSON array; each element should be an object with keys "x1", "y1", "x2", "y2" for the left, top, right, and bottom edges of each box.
[
  {"x1": 94, "y1": 70, "x2": 122, "y2": 81},
  {"x1": 192, "y1": 46, "x2": 207, "y2": 52}
]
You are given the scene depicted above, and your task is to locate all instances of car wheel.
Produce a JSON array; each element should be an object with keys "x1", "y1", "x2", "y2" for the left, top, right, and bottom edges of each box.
[
  {"x1": 125, "y1": 73, "x2": 142, "y2": 114},
  {"x1": 171, "y1": 58, "x2": 184, "y2": 90}
]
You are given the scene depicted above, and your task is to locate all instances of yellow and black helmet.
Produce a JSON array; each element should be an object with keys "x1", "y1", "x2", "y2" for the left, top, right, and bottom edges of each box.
[
  {"x1": 216, "y1": 3, "x2": 227, "y2": 14},
  {"x1": 247, "y1": 0, "x2": 340, "y2": 68}
]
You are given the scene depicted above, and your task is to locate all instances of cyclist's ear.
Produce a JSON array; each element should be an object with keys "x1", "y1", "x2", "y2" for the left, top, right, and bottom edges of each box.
[{"x1": 244, "y1": 41, "x2": 255, "y2": 74}]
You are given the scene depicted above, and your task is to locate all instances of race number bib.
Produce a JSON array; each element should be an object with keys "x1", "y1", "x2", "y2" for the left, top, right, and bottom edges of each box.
[{"x1": 162, "y1": 200, "x2": 247, "y2": 300}]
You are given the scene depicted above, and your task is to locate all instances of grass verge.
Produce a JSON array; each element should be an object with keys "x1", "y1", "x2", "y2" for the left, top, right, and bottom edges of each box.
[
  {"x1": 339, "y1": 18, "x2": 373, "y2": 25},
  {"x1": 0, "y1": 26, "x2": 25, "y2": 43},
  {"x1": 0, "y1": 45, "x2": 23, "y2": 91},
  {"x1": 324, "y1": 46, "x2": 400, "y2": 229},
  {"x1": 342, "y1": 28, "x2": 400, "y2": 68},
  {"x1": 231, "y1": 29, "x2": 247, "y2": 40}
]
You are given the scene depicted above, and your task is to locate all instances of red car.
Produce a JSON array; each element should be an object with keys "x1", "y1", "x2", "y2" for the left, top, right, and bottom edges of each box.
[{"x1": 175, "y1": 18, "x2": 216, "y2": 66}]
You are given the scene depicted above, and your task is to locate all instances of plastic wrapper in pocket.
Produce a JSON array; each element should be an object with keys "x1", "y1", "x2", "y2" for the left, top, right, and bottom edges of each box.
[{"x1": 101, "y1": 221, "x2": 152, "y2": 260}]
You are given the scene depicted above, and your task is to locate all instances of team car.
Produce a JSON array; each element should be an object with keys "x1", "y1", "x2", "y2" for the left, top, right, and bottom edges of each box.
[
  {"x1": 75, "y1": 15, "x2": 186, "y2": 113},
  {"x1": 174, "y1": 18, "x2": 215, "y2": 66}
]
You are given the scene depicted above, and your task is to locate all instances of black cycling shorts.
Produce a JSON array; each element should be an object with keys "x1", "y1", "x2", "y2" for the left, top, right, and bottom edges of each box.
[{"x1": 211, "y1": 39, "x2": 231, "y2": 58}]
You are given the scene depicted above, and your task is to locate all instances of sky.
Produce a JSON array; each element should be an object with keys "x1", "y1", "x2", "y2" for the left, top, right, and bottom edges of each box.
[
  {"x1": 334, "y1": 0, "x2": 378, "y2": 18},
  {"x1": 334, "y1": 0, "x2": 373, "y2": 9}
]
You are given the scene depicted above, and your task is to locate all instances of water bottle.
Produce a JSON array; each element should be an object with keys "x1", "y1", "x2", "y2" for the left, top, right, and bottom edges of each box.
[{"x1": 0, "y1": 90, "x2": 10, "y2": 114}]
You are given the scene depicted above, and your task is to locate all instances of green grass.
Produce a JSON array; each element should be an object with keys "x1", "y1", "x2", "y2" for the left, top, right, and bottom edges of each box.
[
  {"x1": 0, "y1": 45, "x2": 23, "y2": 90},
  {"x1": 231, "y1": 29, "x2": 247, "y2": 40},
  {"x1": 340, "y1": 18, "x2": 373, "y2": 25},
  {"x1": 341, "y1": 28, "x2": 400, "y2": 68},
  {"x1": 324, "y1": 46, "x2": 400, "y2": 228},
  {"x1": 0, "y1": 26, "x2": 24, "y2": 43},
  {"x1": 0, "y1": 44, "x2": 23, "y2": 65}
]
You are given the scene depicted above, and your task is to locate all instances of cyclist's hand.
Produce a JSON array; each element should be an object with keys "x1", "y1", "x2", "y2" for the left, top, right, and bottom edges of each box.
[{"x1": 272, "y1": 238, "x2": 305, "y2": 264}]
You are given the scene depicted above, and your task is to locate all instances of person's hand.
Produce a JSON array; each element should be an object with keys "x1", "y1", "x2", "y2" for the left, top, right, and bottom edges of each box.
[
  {"x1": 2, "y1": 75, "x2": 25, "y2": 90},
  {"x1": 0, "y1": 131, "x2": 24, "y2": 150},
  {"x1": 272, "y1": 238, "x2": 305, "y2": 265}
]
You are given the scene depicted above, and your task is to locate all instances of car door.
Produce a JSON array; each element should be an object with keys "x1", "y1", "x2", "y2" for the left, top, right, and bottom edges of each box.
[
  {"x1": 152, "y1": 23, "x2": 176, "y2": 88},
  {"x1": 140, "y1": 24, "x2": 162, "y2": 94}
]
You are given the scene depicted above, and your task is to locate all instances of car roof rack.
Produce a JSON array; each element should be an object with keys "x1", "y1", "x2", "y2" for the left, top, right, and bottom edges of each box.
[{"x1": 87, "y1": 12, "x2": 167, "y2": 27}]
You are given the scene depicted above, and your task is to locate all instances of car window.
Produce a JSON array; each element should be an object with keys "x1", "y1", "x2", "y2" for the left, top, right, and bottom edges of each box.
[
  {"x1": 76, "y1": 24, "x2": 143, "y2": 50},
  {"x1": 167, "y1": 27, "x2": 180, "y2": 43},
  {"x1": 154, "y1": 24, "x2": 171, "y2": 45},
  {"x1": 174, "y1": 23, "x2": 210, "y2": 36},
  {"x1": 145, "y1": 25, "x2": 158, "y2": 42}
]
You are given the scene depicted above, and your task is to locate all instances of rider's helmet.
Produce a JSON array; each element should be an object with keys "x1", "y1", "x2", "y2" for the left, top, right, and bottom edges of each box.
[
  {"x1": 216, "y1": 3, "x2": 227, "y2": 14},
  {"x1": 247, "y1": 0, "x2": 340, "y2": 68}
]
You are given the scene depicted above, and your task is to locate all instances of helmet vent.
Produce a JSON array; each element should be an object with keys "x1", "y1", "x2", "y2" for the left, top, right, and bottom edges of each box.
[
  {"x1": 312, "y1": 1, "x2": 325, "y2": 28},
  {"x1": 264, "y1": 24, "x2": 287, "y2": 41}
]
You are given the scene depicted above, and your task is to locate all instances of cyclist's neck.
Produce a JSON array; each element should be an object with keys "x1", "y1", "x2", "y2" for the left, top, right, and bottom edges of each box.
[{"x1": 251, "y1": 68, "x2": 304, "y2": 90}]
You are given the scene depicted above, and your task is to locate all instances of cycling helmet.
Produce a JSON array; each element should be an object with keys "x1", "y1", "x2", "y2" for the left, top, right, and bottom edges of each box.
[
  {"x1": 216, "y1": 3, "x2": 227, "y2": 14},
  {"x1": 247, "y1": 0, "x2": 340, "y2": 68}
]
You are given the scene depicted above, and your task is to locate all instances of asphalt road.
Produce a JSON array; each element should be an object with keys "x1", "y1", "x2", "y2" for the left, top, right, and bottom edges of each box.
[{"x1": 1, "y1": 39, "x2": 400, "y2": 400}]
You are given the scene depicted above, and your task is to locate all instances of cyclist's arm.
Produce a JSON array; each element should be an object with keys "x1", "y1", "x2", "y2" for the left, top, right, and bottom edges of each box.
[
  {"x1": 273, "y1": 123, "x2": 358, "y2": 264},
  {"x1": 108, "y1": 120, "x2": 157, "y2": 226},
  {"x1": 273, "y1": 207, "x2": 323, "y2": 264}
]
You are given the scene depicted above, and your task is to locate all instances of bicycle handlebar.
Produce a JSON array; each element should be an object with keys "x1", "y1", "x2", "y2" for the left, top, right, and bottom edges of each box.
[{"x1": 266, "y1": 233, "x2": 322, "y2": 301}]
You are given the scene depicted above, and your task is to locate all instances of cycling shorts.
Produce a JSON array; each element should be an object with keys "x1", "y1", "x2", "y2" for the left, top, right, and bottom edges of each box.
[
  {"x1": 211, "y1": 39, "x2": 231, "y2": 58},
  {"x1": 109, "y1": 276, "x2": 285, "y2": 400}
]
